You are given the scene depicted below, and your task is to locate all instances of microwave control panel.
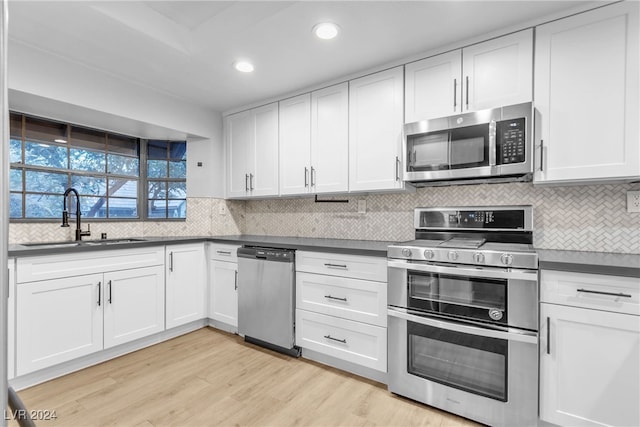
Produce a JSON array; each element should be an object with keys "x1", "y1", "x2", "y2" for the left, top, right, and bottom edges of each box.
[{"x1": 497, "y1": 118, "x2": 526, "y2": 164}]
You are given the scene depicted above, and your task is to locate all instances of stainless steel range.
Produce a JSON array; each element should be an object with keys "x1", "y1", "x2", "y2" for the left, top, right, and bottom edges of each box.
[{"x1": 387, "y1": 206, "x2": 539, "y2": 427}]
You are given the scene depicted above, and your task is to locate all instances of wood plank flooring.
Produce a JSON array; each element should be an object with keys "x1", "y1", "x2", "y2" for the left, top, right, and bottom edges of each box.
[{"x1": 10, "y1": 328, "x2": 480, "y2": 427}]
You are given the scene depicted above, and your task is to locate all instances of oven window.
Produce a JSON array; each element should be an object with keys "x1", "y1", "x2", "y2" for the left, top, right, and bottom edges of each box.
[
  {"x1": 407, "y1": 132, "x2": 449, "y2": 171},
  {"x1": 450, "y1": 124, "x2": 489, "y2": 169},
  {"x1": 408, "y1": 321, "x2": 508, "y2": 401},
  {"x1": 408, "y1": 272, "x2": 507, "y2": 325}
]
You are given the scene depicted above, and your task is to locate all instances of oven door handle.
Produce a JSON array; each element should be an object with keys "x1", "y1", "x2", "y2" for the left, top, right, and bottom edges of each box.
[
  {"x1": 387, "y1": 307, "x2": 538, "y2": 344},
  {"x1": 387, "y1": 259, "x2": 538, "y2": 281}
]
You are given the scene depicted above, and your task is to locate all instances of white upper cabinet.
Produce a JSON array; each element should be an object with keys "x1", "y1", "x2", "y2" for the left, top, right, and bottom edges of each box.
[
  {"x1": 225, "y1": 103, "x2": 279, "y2": 198},
  {"x1": 405, "y1": 29, "x2": 533, "y2": 122},
  {"x1": 349, "y1": 66, "x2": 406, "y2": 192},
  {"x1": 311, "y1": 83, "x2": 349, "y2": 193},
  {"x1": 534, "y1": 2, "x2": 639, "y2": 184},
  {"x1": 279, "y1": 93, "x2": 312, "y2": 196}
]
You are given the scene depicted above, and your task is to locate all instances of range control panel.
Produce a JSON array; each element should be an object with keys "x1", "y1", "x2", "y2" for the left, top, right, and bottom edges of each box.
[{"x1": 497, "y1": 118, "x2": 526, "y2": 164}]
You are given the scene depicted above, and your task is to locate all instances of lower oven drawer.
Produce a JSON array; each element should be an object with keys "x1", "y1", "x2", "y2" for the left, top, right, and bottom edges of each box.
[{"x1": 295, "y1": 309, "x2": 387, "y2": 372}]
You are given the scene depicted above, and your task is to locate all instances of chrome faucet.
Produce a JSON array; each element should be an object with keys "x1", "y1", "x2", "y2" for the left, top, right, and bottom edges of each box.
[{"x1": 62, "y1": 187, "x2": 91, "y2": 241}]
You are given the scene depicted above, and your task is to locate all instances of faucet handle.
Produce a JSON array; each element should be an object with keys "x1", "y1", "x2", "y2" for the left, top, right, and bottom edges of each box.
[{"x1": 81, "y1": 223, "x2": 91, "y2": 237}]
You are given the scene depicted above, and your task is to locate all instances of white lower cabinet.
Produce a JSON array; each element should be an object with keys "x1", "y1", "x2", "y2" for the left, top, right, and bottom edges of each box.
[
  {"x1": 166, "y1": 244, "x2": 207, "y2": 329},
  {"x1": 8, "y1": 258, "x2": 15, "y2": 380},
  {"x1": 539, "y1": 270, "x2": 640, "y2": 427},
  {"x1": 208, "y1": 243, "x2": 241, "y2": 331},
  {"x1": 295, "y1": 251, "x2": 387, "y2": 373}
]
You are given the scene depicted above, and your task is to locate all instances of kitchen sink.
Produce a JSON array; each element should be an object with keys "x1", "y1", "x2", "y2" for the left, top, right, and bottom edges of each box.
[
  {"x1": 21, "y1": 241, "x2": 82, "y2": 248},
  {"x1": 83, "y1": 238, "x2": 147, "y2": 245},
  {"x1": 22, "y1": 238, "x2": 147, "y2": 249}
]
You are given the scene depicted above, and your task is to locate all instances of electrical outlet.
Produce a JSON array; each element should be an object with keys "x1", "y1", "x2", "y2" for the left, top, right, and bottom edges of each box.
[
  {"x1": 357, "y1": 199, "x2": 367, "y2": 214},
  {"x1": 627, "y1": 190, "x2": 640, "y2": 213},
  {"x1": 219, "y1": 205, "x2": 227, "y2": 215}
]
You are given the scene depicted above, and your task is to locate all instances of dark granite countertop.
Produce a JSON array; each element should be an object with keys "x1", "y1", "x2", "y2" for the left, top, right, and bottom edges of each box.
[{"x1": 538, "y1": 249, "x2": 640, "y2": 278}]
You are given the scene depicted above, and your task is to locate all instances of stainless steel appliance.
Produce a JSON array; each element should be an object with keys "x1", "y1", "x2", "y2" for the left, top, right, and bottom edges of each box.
[
  {"x1": 387, "y1": 206, "x2": 539, "y2": 427},
  {"x1": 403, "y1": 102, "x2": 533, "y2": 186},
  {"x1": 237, "y1": 246, "x2": 300, "y2": 357}
]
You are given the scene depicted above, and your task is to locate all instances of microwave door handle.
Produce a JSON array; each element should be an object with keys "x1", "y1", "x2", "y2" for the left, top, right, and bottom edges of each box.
[
  {"x1": 388, "y1": 307, "x2": 538, "y2": 344},
  {"x1": 387, "y1": 259, "x2": 538, "y2": 281},
  {"x1": 489, "y1": 120, "x2": 497, "y2": 167}
]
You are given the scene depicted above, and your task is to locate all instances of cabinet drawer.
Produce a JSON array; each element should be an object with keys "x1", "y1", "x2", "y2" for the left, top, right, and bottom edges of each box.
[
  {"x1": 295, "y1": 309, "x2": 387, "y2": 372},
  {"x1": 17, "y1": 247, "x2": 165, "y2": 283},
  {"x1": 209, "y1": 243, "x2": 241, "y2": 262},
  {"x1": 541, "y1": 270, "x2": 639, "y2": 316},
  {"x1": 296, "y1": 272, "x2": 386, "y2": 327},
  {"x1": 296, "y1": 251, "x2": 387, "y2": 282}
]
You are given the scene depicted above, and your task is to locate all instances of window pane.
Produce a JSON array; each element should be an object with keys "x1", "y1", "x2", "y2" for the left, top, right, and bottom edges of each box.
[
  {"x1": 168, "y1": 181, "x2": 186, "y2": 199},
  {"x1": 80, "y1": 196, "x2": 107, "y2": 218},
  {"x1": 25, "y1": 116, "x2": 67, "y2": 143},
  {"x1": 25, "y1": 170, "x2": 68, "y2": 193},
  {"x1": 10, "y1": 193, "x2": 22, "y2": 218},
  {"x1": 71, "y1": 175, "x2": 107, "y2": 196},
  {"x1": 70, "y1": 148, "x2": 106, "y2": 172},
  {"x1": 108, "y1": 198, "x2": 138, "y2": 218},
  {"x1": 148, "y1": 200, "x2": 167, "y2": 218},
  {"x1": 10, "y1": 138, "x2": 22, "y2": 163},
  {"x1": 10, "y1": 169, "x2": 22, "y2": 191},
  {"x1": 169, "y1": 141, "x2": 186, "y2": 160},
  {"x1": 169, "y1": 161, "x2": 186, "y2": 178},
  {"x1": 25, "y1": 141, "x2": 68, "y2": 169},
  {"x1": 108, "y1": 134, "x2": 138, "y2": 156},
  {"x1": 25, "y1": 194, "x2": 63, "y2": 218},
  {"x1": 147, "y1": 140, "x2": 168, "y2": 160},
  {"x1": 147, "y1": 160, "x2": 167, "y2": 178},
  {"x1": 168, "y1": 199, "x2": 186, "y2": 218},
  {"x1": 109, "y1": 179, "x2": 138, "y2": 197},
  {"x1": 148, "y1": 181, "x2": 166, "y2": 199},
  {"x1": 70, "y1": 126, "x2": 105, "y2": 150},
  {"x1": 108, "y1": 153, "x2": 139, "y2": 176}
]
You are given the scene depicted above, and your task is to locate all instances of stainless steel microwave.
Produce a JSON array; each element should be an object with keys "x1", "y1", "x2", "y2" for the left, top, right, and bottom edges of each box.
[{"x1": 403, "y1": 102, "x2": 533, "y2": 186}]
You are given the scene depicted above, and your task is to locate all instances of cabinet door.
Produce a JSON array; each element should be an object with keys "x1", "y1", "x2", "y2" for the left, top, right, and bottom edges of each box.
[
  {"x1": 540, "y1": 303, "x2": 640, "y2": 427},
  {"x1": 103, "y1": 266, "x2": 165, "y2": 349},
  {"x1": 279, "y1": 93, "x2": 311, "y2": 195},
  {"x1": 8, "y1": 259, "x2": 15, "y2": 380},
  {"x1": 16, "y1": 274, "x2": 104, "y2": 376},
  {"x1": 251, "y1": 102, "x2": 279, "y2": 196},
  {"x1": 462, "y1": 29, "x2": 532, "y2": 112},
  {"x1": 311, "y1": 83, "x2": 349, "y2": 193},
  {"x1": 225, "y1": 110, "x2": 252, "y2": 198},
  {"x1": 534, "y1": 2, "x2": 639, "y2": 183},
  {"x1": 349, "y1": 66, "x2": 405, "y2": 192},
  {"x1": 166, "y1": 244, "x2": 206, "y2": 329},
  {"x1": 405, "y1": 50, "x2": 462, "y2": 122},
  {"x1": 209, "y1": 260, "x2": 238, "y2": 330}
]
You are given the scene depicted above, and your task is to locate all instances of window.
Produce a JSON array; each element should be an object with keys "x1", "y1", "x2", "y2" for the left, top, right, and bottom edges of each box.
[
  {"x1": 9, "y1": 112, "x2": 187, "y2": 221},
  {"x1": 146, "y1": 140, "x2": 187, "y2": 219}
]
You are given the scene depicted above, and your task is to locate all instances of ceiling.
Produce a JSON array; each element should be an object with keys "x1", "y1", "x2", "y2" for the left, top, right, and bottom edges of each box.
[{"x1": 8, "y1": 1, "x2": 597, "y2": 114}]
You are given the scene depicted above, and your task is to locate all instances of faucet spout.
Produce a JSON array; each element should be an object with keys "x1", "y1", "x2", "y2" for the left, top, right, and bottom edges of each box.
[{"x1": 62, "y1": 187, "x2": 91, "y2": 241}]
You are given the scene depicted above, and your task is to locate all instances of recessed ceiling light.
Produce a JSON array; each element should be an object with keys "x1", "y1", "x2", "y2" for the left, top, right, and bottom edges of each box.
[
  {"x1": 313, "y1": 22, "x2": 340, "y2": 40},
  {"x1": 234, "y1": 60, "x2": 254, "y2": 73},
  {"x1": 54, "y1": 139, "x2": 67, "y2": 144}
]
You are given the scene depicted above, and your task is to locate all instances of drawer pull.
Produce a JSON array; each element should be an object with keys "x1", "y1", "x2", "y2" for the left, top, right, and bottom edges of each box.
[
  {"x1": 324, "y1": 263, "x2": 348, "y2": 269},
  {"x1": 324, "y1": 335, "x2": 347, "y2": 344},
  {"x1": 216, "y1": 250, "x2": 232, "y2": 255},
  {"x1": 324, "y1": 295, "x2": 347, "y2": 302},
  {"x1": 577, "y1": 288, "x2": 632, "y2": 298}
]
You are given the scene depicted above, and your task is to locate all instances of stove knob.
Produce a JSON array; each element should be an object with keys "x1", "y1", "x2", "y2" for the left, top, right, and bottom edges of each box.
[
  {"x1": 423, "y1": 249, "x2": 435, "y2": 260},
  {"x1": 402, "y1": 248, "x2": 412, "y2": 258},
  {"x1": 500, "y1": 253, "x2": 514, "y2": 266},
  {"x1": 448, "y1": 251, "x2": 459, "y2": 261},
  {"x1": 473, "y1": 252, "x2": 485, "y2": 264}
]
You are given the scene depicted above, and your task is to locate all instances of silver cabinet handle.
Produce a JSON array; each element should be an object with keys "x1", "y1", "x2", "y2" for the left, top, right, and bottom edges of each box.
[
  {"x1": 310, "y1": 167, "x2": 316, "y2": 187},
  {"x1": 249, "y1": 173, "x2": 254, "y2": 190},
  {"x1": 169, "y1": 251, "x2": 174, "y2": 272},
  {"x1": 546, "y1": 316, "x2": 551, "y2": 355},
  {"x1": 577, "y1": 288, "x2": 632, "y2": 298},
  {"x1": 245, "y1": 173, "x2": 249, "y2": 191},
  {"x1": 234, "y1": 270, "x2": 238, "y2": 290},
  {"x1": 108, "y1": 280, "x2": 112, "y2": 304},
  {"x1": 324, "y1": 335, "x2": 347, "y2": 344},
  {"x1": 324, "y1": 263, "x2": 348, "y2": 270},
  {"x1": 395, "y1": 156, "x2": 400, "y2": 181},
  {"x1": 216, "y1": 250, "x2": 231, "y2": 255},
  {"x1": 304, "y1": 167, "x2": 309, "y2": 187},
  {"x1": 539, "y1": 139, "x2": 544, "y2": 172},
  {"x1": 324, "y1": 295, "x2": 347, "y2": 302},
  {"x1": 97, "y1": 281, "x2": 101, "y2": 306},
  {"x1": 453, "y1": 78, "x2": 457, "y2": 111},
  {"x1": 465, "y1": 75, "x2": 469, "y2": 110}
]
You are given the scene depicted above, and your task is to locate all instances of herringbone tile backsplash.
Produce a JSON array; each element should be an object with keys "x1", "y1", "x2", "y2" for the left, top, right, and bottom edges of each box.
[{"x1": 9, "y1": 183, "x2": 640, "y2": 254}]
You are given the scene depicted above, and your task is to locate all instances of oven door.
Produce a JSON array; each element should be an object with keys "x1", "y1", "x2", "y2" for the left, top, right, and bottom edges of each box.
[{"x1": 387, "y1": 307, "x2": 538, "y2": 427}]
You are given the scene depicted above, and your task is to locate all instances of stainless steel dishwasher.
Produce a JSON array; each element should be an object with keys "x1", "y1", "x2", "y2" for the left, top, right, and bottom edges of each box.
[{"x1": 237, "y1": 246, "x2": 300, "y2": 357}]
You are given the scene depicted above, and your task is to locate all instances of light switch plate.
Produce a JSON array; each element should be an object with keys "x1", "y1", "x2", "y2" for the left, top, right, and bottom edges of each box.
[
  {"x1": 627, "y1": 191, "x2": 640, "y2": 213},
  {"x1": 357, "y1": 199, "x2": 366, "y2": 214}
]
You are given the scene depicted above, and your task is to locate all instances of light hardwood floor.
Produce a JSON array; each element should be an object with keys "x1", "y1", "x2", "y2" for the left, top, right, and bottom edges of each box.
[{"x1": 10, "y1": 328, "x2": 480, "y2": 427}]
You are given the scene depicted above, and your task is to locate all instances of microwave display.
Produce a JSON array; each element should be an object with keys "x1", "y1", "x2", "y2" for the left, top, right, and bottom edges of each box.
[{"x1": 497, "y1": 118, "x2": 525, "y2": 165}]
